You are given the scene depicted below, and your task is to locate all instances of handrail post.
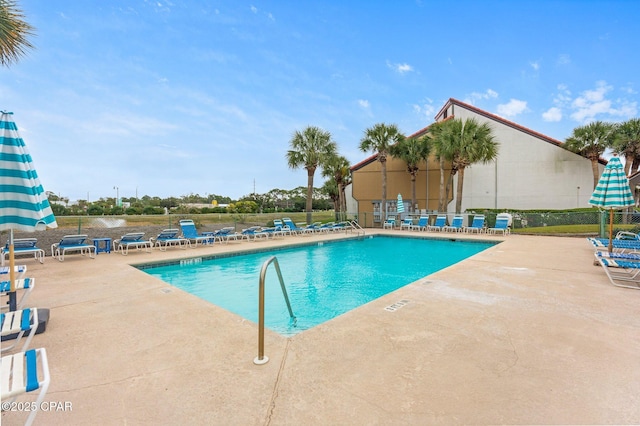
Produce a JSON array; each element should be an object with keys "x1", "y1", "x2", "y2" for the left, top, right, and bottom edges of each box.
[{"x1": 254, "y1": 256, "x2": 295, "y2": 365}]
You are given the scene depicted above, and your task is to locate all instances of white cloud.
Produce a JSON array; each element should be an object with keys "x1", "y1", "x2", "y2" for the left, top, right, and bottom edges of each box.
[
  {"x1": 250, "y1": 5, "x2": 258, "y2": 13},
  {"x1": 542, "y1": 107, "x2": 562, "y2": 122},
  {"x1": 463, "y1": 89, "x2": 498, "y2": 104},
  {"x1": 530, "y1": 61, "x2": 540, "y2": 71},
  {"x1": 557, "y1": 54, "x2": 571, "y2": 65},
  {"x1": 358, "y1": 99, "x2": 370, "y2": 109},
  {"x1": 386, "y1": 61, "x2": 414, "y2": 74},
  {"x1": 412, "y1": 101, "x2": 435, "y2": 119},
  {"x1": 496, "y1": 99, "x2": 528, "y2": 117},
  {"x1": 567, "y1": 81, "x2": 639, "y2": 122}
]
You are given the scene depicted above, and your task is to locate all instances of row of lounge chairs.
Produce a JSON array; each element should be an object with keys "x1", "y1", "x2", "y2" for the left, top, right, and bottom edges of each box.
[
  {"x1": 588, "y1": 231, "x2": 640, "y2": 290},
  {"x1": 384, "y1": 214, "x2": 511, "y2": 235},
  {"x1": 1, "y1": 265, "x2": 51, "y2": 425},
  {"x1": 3, "y1": 219, "x2": 357, "y2": 262}
]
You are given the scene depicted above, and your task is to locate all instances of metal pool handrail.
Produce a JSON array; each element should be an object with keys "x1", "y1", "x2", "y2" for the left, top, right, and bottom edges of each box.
[{"x1": 254, "y1": 256, "x2": 295, "y2": 365}]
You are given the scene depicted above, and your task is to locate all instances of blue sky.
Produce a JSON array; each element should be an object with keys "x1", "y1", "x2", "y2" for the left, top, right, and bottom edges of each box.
[{"x1": 2, "y1": 0, "x2": 639, "y2": 201}]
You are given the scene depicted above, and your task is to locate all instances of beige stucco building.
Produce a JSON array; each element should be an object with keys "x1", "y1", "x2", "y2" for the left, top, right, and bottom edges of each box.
[{"x1": 350, "y1": 98, "x2": 605, "y2": 227}]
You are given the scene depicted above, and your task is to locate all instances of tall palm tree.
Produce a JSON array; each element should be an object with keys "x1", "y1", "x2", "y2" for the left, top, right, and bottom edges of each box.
[
  {"x1": 286, "y1": 126, "x2": 337, "y2": 224},
  {"x1": 0, "y1": 0, "x2": 35, "y2": 67},
  {"x1": 564, "y1": 121, "x2": 617, "y2": 189},
  {"x1": 428, "y1": 120, "x2": 457, "y2": 212},
  {"x1": 389, "y1": 135, "x2": 431, "y2": 212},
  {"x1": 359, "y1": 123, "x2": 404, "y2": 222},
  {"x1": 613, "y1": 118, "x2": 640, "y2": 176},
  {"x1": 448, "y1": 118, "x2": 498, "y2": 213},
  {"x1": 322, "y1": 154, "x2": 350, "y2": 221}
]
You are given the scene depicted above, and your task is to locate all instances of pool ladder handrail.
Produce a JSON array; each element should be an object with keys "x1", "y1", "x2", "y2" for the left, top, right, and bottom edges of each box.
[
  {"x1": 348, "y1": 220, "x2": 365, "y2": 235},
  {"x1": 254, "y1": 255, "x2": 295, "y2": 365}
]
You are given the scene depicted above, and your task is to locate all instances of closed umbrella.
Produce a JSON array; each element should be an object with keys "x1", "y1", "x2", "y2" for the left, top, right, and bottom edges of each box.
[
  {"x1": 1, "y1": 111, "x2": 57, "y2": 311},
  {"x1": 397, "y1": 193, "x2": 405, "y2": 214},
  {"x1": 589, "y1": 154, "x2": 634, "y2": 253}
]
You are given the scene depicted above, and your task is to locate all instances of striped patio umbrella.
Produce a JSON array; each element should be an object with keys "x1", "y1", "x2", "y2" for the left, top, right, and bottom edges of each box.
[
  {"x1": 1, "y1": 111, "x2": 57, "y2": 310},
  {"x1": 589, "y1": 154, "x2": 634, "y2": 252},
  {"x1": 397, "y1": 193, "x2": 405, "y2": 214}
]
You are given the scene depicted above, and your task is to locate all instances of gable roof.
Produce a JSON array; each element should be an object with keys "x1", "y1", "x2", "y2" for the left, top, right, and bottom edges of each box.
[{"x1": 436, "y1": 98, "x2": 607, "y2": 165}]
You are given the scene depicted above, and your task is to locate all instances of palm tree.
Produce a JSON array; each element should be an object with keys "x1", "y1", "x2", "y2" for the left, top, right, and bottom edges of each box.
[
  {"x1": 286, "y1": 126, "x2": 337, "y2": 224},
  {"x1": 0, "y1": 0, "x2": 35, "y2": 67},
  {"x1": 321, "y1": 154, "x2": 351, "y2": 221},
  {"x1": 359, "y1": 123, "x2": 404, "y2": 222},
  {"x1": 564, "y1": 121, "x2": 617, "y2": 189},
  {"x1": 448, "y1": 118, "x2": 498, "y2": 213},
  {"x1": 613, "y1": 118, "x2": 640, "y2": 176},
  {"x1": 428, "y1": 120, "x2": 457, "y2": 212},
  {"x1": 389, "y1": 135, "x2": 431, "y2": 212}
]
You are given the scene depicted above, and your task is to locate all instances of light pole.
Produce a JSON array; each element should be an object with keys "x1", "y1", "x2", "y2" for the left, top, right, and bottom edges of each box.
[
  {"x1": 577, "y1": 186, "x2": 580, "y2": 208},
  {"x1": 114, "y1": 186, "x2": 119, "y2": 207}
]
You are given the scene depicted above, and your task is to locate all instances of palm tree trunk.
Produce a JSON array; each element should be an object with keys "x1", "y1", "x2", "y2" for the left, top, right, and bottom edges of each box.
[
  {"x1": 306, "y1": 169, "x2": 314, "y2": 224},
  {"x1": 438, "y1": 156, "x2": 445, "y2": 212},
  {"x1": 591, "y1": 159, "x2": 600, "y2": 190},
  {"x1": 381, "y1": 160, "x2": 387, "y2": 222},
  {"x1": 633, "y1": 156, "x2": 640, "y2": 175},
  {"x1": 411, "y1": 172, "x2": 417, "y2": 213},
  {"x1": 337, "y1": 183, "x2": 344, "y2": 221},
  {"x1": 455, "y1": 167, "x2": 465, "y2": 214}
]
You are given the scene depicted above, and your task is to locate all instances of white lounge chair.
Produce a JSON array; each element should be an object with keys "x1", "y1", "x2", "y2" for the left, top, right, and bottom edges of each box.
[
  {"x1": 178, "y1": 220, "x2": 215, "y2": 246},
  {"x1": 443, "y1": 215, "x2": 464, "y2": 232},
  {"x1": 594, "y1": 252, "x2": 640, "y2": 290},
  {"x1": 464, "y1": 215, "x2": 486, "y2": 233},
  {"x1": 1, "y1": 308, "x2": 39, "y2": 354},
  {"x1": 153, "y1": 229, "x2": 191, "y2": 251},
  {"x1": 113, "y1": 233, "x2": 153, "y2": 255},
  {"x1": 1, "y1": 278, "x2": 35, "y2": 312},
  {"x1": 1, "y1": 239, "x2": 45, "y2": 266},
  {"x1": 51, "y1": 234, "x2": 96, "y2": 261},
  {"x1": 427, "y1": 215, "x2": 447, "y2": 232},
  {"x1": 1, "y1": 348, "x2": 51, "y2": 426}
]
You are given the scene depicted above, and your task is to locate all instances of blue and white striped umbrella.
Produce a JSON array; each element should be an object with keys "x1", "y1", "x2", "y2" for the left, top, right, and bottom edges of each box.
[
  {"x1": 1, "y1": 111, "x2": 57, "y2": 299},
  {"x1": 589, "y1": 155, "x2": 634, "y2": 209},
  {"x1": 397, "y1": 193, "x2": 405, "y2": 213},
  {"x1": 589, "y1": 155, "x2": 634, "y2": 252}
]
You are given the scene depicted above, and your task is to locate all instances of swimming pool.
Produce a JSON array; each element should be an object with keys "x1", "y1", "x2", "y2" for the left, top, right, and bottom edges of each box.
[{"x1": 141, "y1": 235, "x2": 496, "y2": 336}]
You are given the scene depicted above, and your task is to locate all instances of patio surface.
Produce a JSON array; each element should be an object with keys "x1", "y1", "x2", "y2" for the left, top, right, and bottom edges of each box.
[{"x1": 2, "y1": 230, "x2": 639, "y2": 425}]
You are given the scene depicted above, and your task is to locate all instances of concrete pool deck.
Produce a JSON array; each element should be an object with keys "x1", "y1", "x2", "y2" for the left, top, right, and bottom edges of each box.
[{"x1": 2, "y1": 231, "x2": 639, "y2": 425}]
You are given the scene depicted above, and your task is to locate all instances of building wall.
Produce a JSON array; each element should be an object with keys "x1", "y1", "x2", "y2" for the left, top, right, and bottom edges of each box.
[
  {"x1": 351, "y1": 99, "x2": 605, "y2": 224},
  {"x1": 447, "y1": 104, "x2": 602, "y2": 211}
]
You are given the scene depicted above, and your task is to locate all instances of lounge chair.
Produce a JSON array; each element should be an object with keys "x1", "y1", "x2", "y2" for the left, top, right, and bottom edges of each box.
[
  {"x1": 178, "y1": 220, "x2": 215, "y2": 246},
  {"x1": 487, "y1": 218, "x2": 510, "y2": 235},
  {"x1": 1, "y1": 308, "x2": 39, "y2": 354},
  {"x1": 443, "y1": 215, "x2": 464, "y2": 232},
  {"x1": 464, "y1": 215, "x2": 486, "y2": 233},
  {"x1": 427, "y1": 215, "x2": 447, "y2": 232},
  {"x1": 0, "y1": 265, "x2": 27, "y2": 280},
  {"x1": 50, "y1": 235, "x2": 96, "y2": 262},
  {"x1": 1, "y1": 348, "x2": 51, "y2": 426},
  {"x1": 1, "y1": 278, "x2": 35, "y2": 312},
  {"x1": 410, "y1": 216, "x2": 428, "y2": 231},
  {"x1": 399, "y1": 217, "x2": 414, "y2": 230},
  {"x1": 282, "y1": 218, "x2": 305, "y2": 235},
  {"x1": 211, "y1": 227, "x2": 240, "y2": 243},
  {"x1": 594, "y1": 252, "x2": 640, "y2": 290},
  {"x1": 153, "y1": 229, "x2": 191, "y2": 251},
  {"x1": 383, "y1": 216, "x2": 396, "y2": 229},
  {"x1": 240, "y1": 226, "x2": 269, "y2": 241},
  {"x1": 1, "y1": 239, "x2": 45, "y2": 266},
  {"x1": 113, "y1": 233, "x2": 153, "y2": 255}
]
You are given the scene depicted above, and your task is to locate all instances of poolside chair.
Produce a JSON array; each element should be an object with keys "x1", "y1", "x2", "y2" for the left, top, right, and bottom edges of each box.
[
  {"x1": 0, "y1": 265, "x2": 27, "y2": 280},
  {"x1": 427, "y1": 215, "x2": 447, "y2": 232},
  {"x1": 443, "y1": 215, "x2": 464, "y2": 232},
  {"x1": 282, "y1": 218, "x2": 305, "y2": 235},
  {"x1": 410, "y1": 216, "x2": 428, "y2": 231},
  {"x1": 1, "y1": 308, "x2": 39, "y2": 354},
  {"x1": 1, "y1": 347, "x2": 51, "y2": 426},
  {"x1": 614, "y1": 231, "x2": 640, "y2": 240},
  {"x1": 464, "y1": 215, "x2": 486, "y2": 233},
  {"x1": 594, "y1": 252, "x2": 640, "y2": 290},
  {"x1": 383, "y1": 216, "x2": 396, "y2": 229},
  {"x1": 179, "y1": 220, "x2": 215, "y2": 246},
  {"x1": 487, "y1": 218, "x2": 510, "y2": 235},
  {"x1": 153, "y1": 229, "x2": 191, "y2": 251},
  {"x1": 1, "y1": 239, "x2": 45, "y2": 266},
  {"x1": 399, "y1": 217, "x2": 414, "y2": 230},
  {"x1": 113, "y1": 232, "x2": 153, "y2": 255},
  {"x1": 50, "y1": 234, "x2": 96, "y2": 262},
  {"x1": 1, "y1": 278, "x2": 35, "y2": 312},
  {"x1": 240, "y1": 226, "x2": 269, "y2": 241},
  {"x1": 211, "y1": 227, "x2": 240, "y2": 243}
]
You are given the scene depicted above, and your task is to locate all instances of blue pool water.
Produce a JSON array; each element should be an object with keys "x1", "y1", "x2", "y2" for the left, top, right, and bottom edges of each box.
[{"x1": 141, "y1": 235, "x2": 496, "y2": 336}]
